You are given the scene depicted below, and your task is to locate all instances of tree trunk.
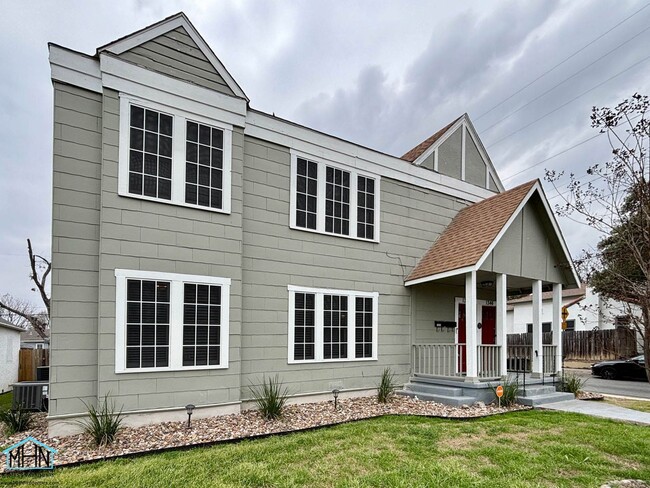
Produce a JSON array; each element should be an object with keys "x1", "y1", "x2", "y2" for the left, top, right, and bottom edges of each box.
[{"x1": 643, "y1": 303, "x2": 650, "y2": 382}]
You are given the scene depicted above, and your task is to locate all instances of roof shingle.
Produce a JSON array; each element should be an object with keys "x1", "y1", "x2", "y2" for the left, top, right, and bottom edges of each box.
[
  {"x1": 406, "y1": 180, "x2": 538, "y2": 282},
  {"x1": 400, "y1": 116, "x2": 462, "y2": 162}
]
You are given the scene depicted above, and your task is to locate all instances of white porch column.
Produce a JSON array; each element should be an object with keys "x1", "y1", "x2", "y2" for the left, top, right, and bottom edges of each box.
[
  {"x1": 552, "y1": 283, "x2": 563, "y2": 375},
  {"x1": 531, "y1": 280, "x2": 543, "y2": 378},
  {"x1": 496, "y1": 273, "x2": 508, "y2": 379},
  {"x1": 465, "y1": 271, "x2": 479, "y2": 382}
]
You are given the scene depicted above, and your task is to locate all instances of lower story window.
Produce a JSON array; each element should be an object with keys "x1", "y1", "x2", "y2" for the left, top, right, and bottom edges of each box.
[
  {"x1": 288, "y1": 286, "x2": 378, "y2": 363},
  {"x1": 115, "y1": 269, "x2": 230, "y2": 373}
]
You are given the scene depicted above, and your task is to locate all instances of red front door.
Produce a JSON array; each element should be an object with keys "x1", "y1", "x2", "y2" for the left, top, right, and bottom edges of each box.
[
  {"x1": 481, "y1": 306, "x2": 496, "y2": 345},
  {"x1": 458, "y1": 303, "x2": 466, "y2": 372}
]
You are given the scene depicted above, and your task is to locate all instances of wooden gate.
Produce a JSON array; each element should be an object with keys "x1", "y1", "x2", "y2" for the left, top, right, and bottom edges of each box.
[{"x1": 18, "y1": 349, "x2": 49, "y2": 382}]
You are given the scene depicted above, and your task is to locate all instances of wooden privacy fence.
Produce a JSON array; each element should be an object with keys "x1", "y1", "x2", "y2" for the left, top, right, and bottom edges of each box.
[
  {"x1": 18, "y1": 349, "x2": 49, "y2": 382},
  {"x1": 562, "y1": 328, "x2": 637, "y2": 360},
  {"x1": 507, "y1": 328, "x2": 637, "y2": 361}
]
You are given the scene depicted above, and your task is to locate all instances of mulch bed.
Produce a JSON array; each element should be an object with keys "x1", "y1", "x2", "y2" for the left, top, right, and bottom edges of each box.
[{"x1": 0, "y1": 396, "x2": 529, "y2": 472}]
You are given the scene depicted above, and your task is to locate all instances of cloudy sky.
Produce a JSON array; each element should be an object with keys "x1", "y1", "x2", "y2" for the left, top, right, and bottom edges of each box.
[{"x1": 1, "y1": 0, "x2": 649, "y2": 309}]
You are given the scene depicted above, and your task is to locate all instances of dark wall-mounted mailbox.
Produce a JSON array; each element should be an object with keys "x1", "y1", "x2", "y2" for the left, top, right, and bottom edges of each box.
[{"x1": 434, "y1": 321, "x2": 457, "y2": 328}]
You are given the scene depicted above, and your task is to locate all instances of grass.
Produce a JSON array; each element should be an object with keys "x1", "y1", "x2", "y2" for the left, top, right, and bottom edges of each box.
[
  {"x1": 2, "y1": 410, "x2": 649, "y2": 487},
  {"x1": 604, "y1": 397, "x2": 650, "y2": 414},
  {"x1": 0, "y1": 391, "x2": 12, "y2": 411}
]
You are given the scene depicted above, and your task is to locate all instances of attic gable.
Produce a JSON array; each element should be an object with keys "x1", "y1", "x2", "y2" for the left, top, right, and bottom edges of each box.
[
  {"x1": 401, "y1": 114, "x2": 504, "y2": 193},
  {"x1": 98, "y1": 13, "x2": 248, "y2": 101},
  {"x1": 405, "y1": 180, "x2": 580, "y2": 288}
]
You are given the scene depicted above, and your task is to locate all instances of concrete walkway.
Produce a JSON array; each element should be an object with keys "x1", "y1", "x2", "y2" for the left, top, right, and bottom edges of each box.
[{"x1": 540, "y1": 399, "x2": 650, "y2": 425}]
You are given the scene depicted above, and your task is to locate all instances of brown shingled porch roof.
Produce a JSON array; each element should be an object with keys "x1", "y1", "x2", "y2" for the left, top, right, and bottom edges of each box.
[{"x1": 406, "y1": 180, "x2": 538, "y2": 283}]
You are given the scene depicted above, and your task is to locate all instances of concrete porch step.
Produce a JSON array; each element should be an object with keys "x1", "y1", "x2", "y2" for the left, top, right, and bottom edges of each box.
[
  {"x1": 396, "y1": 389, "x2": 476, "y2": 407},
  {"x1": 403, "y1": 382, "x2": 465, "y2": 397},
  {"x1": 517, "y1": 385, "x2": 558, "y2": 397},
  {"x1": 517, "y1": 391, "x2": 575, "y2": 406}
]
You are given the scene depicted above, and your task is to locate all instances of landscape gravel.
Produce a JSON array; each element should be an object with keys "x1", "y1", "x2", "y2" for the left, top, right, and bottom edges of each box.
[{"x1": 0, "y1": 395, "x2": 529, "y2": 471}]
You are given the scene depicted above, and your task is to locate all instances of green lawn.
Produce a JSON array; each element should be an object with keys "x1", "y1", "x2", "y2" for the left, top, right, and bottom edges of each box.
[
  {"x1": 0, "y1": 391, "x2": 11, "y2": 411},
  {"x1": 604, "y1": 397, "x2": 650, "y2": 414},
  {"x1": 2, "y1": 411, "x2": 649, "y2": 487}
]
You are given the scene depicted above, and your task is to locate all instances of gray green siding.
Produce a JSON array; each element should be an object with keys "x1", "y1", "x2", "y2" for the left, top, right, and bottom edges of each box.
[
  {"x1": 240, "y1": 136, "x2": 466, "y2": 397},
  {"x1": 118, "y1": 27, "x2": 236, "y2": 97},
  {"x1": 438, "y1": 127, "x2": 462, "y2": 179},
  {"x1": 464, "y1": 129, "x2": 486, "y2": 188},
  {"x1": 50, "y1": 82, "x2": 103, "y2": 417},
  {"x1": 479, "y1": 195, "x2": 570, "y2": 284},
  {"x1": 92, "y1": 89, "x2": 244, "y2": 412}
]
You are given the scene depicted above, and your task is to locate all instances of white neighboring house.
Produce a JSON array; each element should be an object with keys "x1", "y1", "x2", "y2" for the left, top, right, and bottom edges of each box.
[
  {"x1": 0, "y1": 318, "x2": 23, "y2": 394},
  {"x1": 507, "y1": 285, "x2": 630, "y2": 334}
]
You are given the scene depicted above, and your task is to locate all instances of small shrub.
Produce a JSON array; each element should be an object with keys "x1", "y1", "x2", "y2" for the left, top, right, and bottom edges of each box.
[
  {"x1": 79, "y1": 394, "x2": 124, "y2": 447},
  {"x1": 377, "y1": 367, "x2": 397, "y2": 403},
  {"x1": 249, "y1": 375, "x2": 289, "y2": 420},
  {"x1": 490, "y1": 379, "x2": 519, "y2": 407},
  {"x1": 0, "y1": 406, "x2": 33, "y2": 436},
  {"x1": 558, "y1": 372, "x2": 586, "y2": 394}
]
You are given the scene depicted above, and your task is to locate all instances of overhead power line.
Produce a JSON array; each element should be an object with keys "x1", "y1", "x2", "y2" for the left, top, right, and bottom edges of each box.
[
  {"x1": 481, "y1": 23, "x2": 650, "y2": 134},
  {"x1": 474, "y1": 2, "x2": 650, "y2": 122},
  {"x1": 502, "y1": 134, "x2": 602, "y2": 182},
  {"x1": 486, "y1": 53, "x2": 650, "y2": 149}
]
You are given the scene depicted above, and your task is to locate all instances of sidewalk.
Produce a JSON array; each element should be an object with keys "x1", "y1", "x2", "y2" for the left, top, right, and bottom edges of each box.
[{"x1": 540, "y1": 399, "x2": 650, "y2": 425}]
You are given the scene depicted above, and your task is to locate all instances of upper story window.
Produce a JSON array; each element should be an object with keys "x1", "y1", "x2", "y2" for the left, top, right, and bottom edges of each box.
[
  {"x1": 288, "y1": 285, "x2": 378, "y2": 364},
  {"x1": 290, "y1": 152, "x2": 380, "y2": 242},
  {"x1": 115, "y1": 269, "x2": 231, "y2": 373},
  {"x1": 118, "y1": 96, "x2": 232, "y2": 214}
]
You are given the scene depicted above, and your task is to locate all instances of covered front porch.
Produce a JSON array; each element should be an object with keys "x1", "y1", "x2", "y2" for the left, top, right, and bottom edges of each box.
[
  {"x1": 403, "y1": 180, "x2": 581, "y2": 396},
  {"x1": 409, "y1": 271, "x2": 563, "y2": 382}
]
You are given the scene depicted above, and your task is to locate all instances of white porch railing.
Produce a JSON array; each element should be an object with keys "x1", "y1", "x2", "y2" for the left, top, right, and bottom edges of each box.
[
  {"x1": 478, "y1": 345, "x2": 501, "y2": 378},
  {"x1": 543, "y1": 345, "x2": 557, "y2": 374},
  {"x1": 411, "y1": 344, "x2": 502, "y2": 378},
  {"x1": 412, "y1": 344, "x2": 464, "y2": 377}
]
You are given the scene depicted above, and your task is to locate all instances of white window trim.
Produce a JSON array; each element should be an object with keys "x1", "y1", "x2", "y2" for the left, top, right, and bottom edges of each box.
[
  {"x1": 115, "y1": 269, "x2": 231, "y2": 374},
  {"x1": 287, "y1": 285, "x2": 379, "y2": 364},
  {"x1": 289, "y1": 150, "x2": 381, "y2": 243},
  {"x1": 118, "y1": 94, "x2": 233, "y2": 214}
]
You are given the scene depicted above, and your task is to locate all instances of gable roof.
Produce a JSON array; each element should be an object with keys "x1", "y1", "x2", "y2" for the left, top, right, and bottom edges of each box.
[
  {"x1": 400, "y1": 114, "x2": 505, "y2": 192},
  {"x1": 97, "y1": 12, "x2": 248, "y2": 101},
  {"x1": 401, "y1": 116, "x2": 461, "y2": 162},
  {"x1": 406, "y1": 181, "x2": 537, "y2": 284}
]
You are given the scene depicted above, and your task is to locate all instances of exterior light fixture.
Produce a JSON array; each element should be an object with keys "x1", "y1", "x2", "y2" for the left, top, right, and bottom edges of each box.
[
  {"x1": 332, "y1": 389, "x2": 340, "y2": 410},
  {"x1": 185, "y1": 404, "x2": 195, "y2": 429},
  {"x1": 479, "y1": 280, "x2": 495, "y2": 288}
]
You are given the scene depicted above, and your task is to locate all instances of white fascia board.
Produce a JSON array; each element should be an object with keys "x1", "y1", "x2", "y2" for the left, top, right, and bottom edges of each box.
[
  {"x1": 99, "y1": 13, "x2": 248, "y2": 101},
  {"x1": 404, "y1": 265, "x2": 476, "y2": 287},
  {"x1": 411, "y1": 115, "x2": 465, "y2": 168},
  {"x1": 100, "y1": 54, "x2": 246, "y2": 127},
  {"x1": 49, "y1": 45, "x2": 102, "y2": 93},
  {"x1": 245, "y1": 111, "x2": 495, "y2": 203}
]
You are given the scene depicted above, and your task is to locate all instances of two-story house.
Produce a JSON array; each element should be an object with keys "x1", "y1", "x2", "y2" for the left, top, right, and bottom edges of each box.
[{"x1": 47, "y1": 13, "x2": 579, "y2": 436}]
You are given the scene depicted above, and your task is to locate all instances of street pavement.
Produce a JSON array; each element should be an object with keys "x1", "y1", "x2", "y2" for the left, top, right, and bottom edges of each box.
[{"x1": 565, "y1": 368, "x2": 650, "y2": 400}]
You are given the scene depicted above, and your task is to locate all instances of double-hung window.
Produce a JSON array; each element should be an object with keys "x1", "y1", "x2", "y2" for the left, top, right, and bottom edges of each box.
[
  {"x1": 288, "y1": 285, "x2": 378, "y2": 363},
  {"x1": 290, "y1": 152, "x2": 380, "y2": 241},
  {"x1": 118, "y1": 96, "x2": 232, "y2": 213},
  {"x1": 115, "y1": 269, "x2": 230, "y2": 373}
]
